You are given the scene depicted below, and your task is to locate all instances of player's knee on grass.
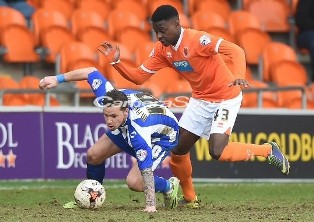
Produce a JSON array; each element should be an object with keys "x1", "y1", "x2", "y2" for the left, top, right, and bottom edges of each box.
[{"x1": 126, "y1": 175, "x2": 143, "y2": 192}]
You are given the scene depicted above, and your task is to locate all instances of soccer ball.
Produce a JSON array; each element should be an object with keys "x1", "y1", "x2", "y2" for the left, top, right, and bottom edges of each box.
[{"x1": 74, "y1": 179, "x2": 106, "y2": 209}]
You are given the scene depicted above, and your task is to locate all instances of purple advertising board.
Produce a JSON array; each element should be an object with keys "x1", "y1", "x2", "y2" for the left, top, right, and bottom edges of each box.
[{"x1": 0, "y1": 111, "x2": 42, "y2": 179}]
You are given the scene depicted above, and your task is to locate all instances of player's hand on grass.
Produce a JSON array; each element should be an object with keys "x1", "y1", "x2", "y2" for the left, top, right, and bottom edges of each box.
[
  {"x1": 143, "y1": 206, "x2": 157, "y2": 213},
  {"x1": 39, "y1": 76, "x2": 58, "y2": 90},
  {"x1": 228, "y1": 78, "x2": 251, "y2": 88},
  {"x1": 98, "y1": 41, "x2": 120, "y2": 64}
]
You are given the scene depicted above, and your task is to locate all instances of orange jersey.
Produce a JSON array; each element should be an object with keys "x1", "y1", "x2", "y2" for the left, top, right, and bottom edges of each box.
[{"x1": 114, "y1": 28, "x2": 246, "y2": 101}]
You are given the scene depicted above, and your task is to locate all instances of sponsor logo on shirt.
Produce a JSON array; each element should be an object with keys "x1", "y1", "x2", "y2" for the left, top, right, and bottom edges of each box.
[
  {"x1": 173, "y1": 60, "x2": 194, "y2": 72},
  {"x1": 92, "y1": 79, "x2": 102, "y2": 90},
  {"x1": 199, "y1": 35, "x2": 211, "y2": 46},
  {"x1": 136, "y1": 149, "x2": 148, "y2": 161}
]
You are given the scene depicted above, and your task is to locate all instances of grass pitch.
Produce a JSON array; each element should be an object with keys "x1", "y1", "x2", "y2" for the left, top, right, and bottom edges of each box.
[{"x1": 0, "y1": 180, "x2": 313, "y2": 222}]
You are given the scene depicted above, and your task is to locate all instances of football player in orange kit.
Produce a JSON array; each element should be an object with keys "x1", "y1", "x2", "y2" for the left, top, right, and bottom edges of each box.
[{"x1": 98, "y1": 5, "x2": 290, "y2": 209}]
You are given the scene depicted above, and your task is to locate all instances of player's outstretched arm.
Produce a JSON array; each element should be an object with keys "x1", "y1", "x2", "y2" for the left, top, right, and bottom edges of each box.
[{"x1": 39, "y1": 67, "x2": 97, "y2": 90}]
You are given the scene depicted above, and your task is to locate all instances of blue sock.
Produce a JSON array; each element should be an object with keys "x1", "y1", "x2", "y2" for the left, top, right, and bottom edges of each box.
[
  {"x1": 154, "y1": 175, "x2": 170, "y2": 193},
  {"x1": 86, "y1": 162, "x2": 105, "y2": 184}
]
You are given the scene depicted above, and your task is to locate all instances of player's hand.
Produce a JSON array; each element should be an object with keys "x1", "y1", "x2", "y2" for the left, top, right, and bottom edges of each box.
[
  {"x1": 39, "y1": 76, "x2": 58, "y2": 90},
  {"x1": 228, "y1": 79, "x2": 251, "y2": 88},
  {"x1": 143, "y1": 206, "x2": 157, "y2": 213},
  {"x1": 98, "y1": 41, "x2": 120, "y2": 64}
]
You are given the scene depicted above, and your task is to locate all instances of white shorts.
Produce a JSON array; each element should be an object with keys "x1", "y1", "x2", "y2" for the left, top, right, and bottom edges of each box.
[{"x1": 179, "y1": 92, "x2": 242, "y2": 139}]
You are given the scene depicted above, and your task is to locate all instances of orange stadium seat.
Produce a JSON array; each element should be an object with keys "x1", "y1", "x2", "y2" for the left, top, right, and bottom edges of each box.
[
  {"x1": 261, "y1": 42, "x2": 297, "y2": 82},
  {"x1": 79, "y1": 27, "x2": 112, "y2": 53},
  {"x1": 228, "y1": 10, "x2": 261, "y2": 35},
  {"x1": 0, "y1": 7, "x2": 26, "y2": 43},
  {"x1": 241, "y1": 80, "x2": 279, "y2": 108},
  {"x1": 191, "y1": 11, "x2": 226, "y2": 31},
  {"x1": 236, "y1": 28, "x2": 272, "y2": 64},
  {"x1": 71, "y1": 9, "x2": 106, "y2": 39},
  {"x1": 58, "y1": 41, "x2": 98, "y2": 73},
  {"x1": 193, "y1": 0, "x2": 231, "y2": 21},
  {"x1": 41, "y1": 0, "x2": 75, "y2": 20},
  {"x1": 107, "y1": 9, "x2": 149, "y2": 40},
  {"x1": 271, "y1": 60, "x2": 308, "y2": 86},
  {"x1": 0, "y1": 75, "x2": 26, "y2": 106},
  {"x1": 31, "y1": 8, "x2": 69, "y2": 45},
  {"x1": 1, "y1": 25, "x2": 40, "y2": 63},
  {"x1": 244, "y1": 0, "x2": 290, "y2": 32},
  {"x1": 114, "y1": 0, "x2": 148, "y2": 21},
  {"x1": 77, "y1": 0, "x2": 110, "y2": 20},
  {"x1": 116, "y1": 27, "x2": 151, "y2": 53},
  {"x1": 19, "y1": 76, "x2": 60, "y2": 106}
]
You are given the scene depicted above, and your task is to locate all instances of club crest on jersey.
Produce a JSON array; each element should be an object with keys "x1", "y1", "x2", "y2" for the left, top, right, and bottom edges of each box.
[
  {"x1": 199, "y1": 35, "x2": 211, "y2": 46},
  {"x1": 183, "y1": 47, "x2": 189, "y2": 57},
  {"x1": 173, "y1": 60, "x2": 194, "y2": 72},
  {"x1": 92, "y1": 79, "x2": 102, "y2": 90},
  {"x1": 136, "y1": 149, "x2": 148, "y2": 161}
]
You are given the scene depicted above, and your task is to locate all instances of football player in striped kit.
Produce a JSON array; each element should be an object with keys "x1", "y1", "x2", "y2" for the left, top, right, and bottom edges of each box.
[{"x1": 39, "y1": 67, "x2": 180, "y2": 213}]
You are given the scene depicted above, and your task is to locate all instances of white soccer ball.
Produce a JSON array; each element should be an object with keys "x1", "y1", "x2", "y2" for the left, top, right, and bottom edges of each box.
[{"x1": 74, "y1": 179, "x2": 106, "y2": 209}]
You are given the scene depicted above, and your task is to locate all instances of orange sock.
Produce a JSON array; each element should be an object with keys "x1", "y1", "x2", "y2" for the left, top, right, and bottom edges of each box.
[
  {"x1": 219, "y1": 142, "x2": 271, "y2": 161},
  {"x1": 170, "y1": 152, "x2": 196, "y2": 202}
]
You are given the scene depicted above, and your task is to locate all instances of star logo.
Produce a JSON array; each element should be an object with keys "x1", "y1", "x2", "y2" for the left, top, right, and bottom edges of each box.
[
  {"x1": 0, "y1": 150, "x2": 6, "y2": 168},
  {"x1": 6, "y1": 149, "x2": 16, "y2": 168}
]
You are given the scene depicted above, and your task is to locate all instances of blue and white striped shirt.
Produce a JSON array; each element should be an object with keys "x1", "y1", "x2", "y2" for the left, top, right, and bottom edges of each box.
[{"x1": 87, "y1": 70, "x2": 179, "y2": 170}]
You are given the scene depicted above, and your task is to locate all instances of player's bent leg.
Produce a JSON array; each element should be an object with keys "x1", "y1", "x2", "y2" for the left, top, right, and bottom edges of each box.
[{"x1": 126, "y1": 164, "x2": 144, "y2": 192}]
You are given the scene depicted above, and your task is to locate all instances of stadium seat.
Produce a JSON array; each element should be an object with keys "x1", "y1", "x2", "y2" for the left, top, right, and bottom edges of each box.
[
  {"x1": 236, "y1": 28, "x2": 272, "y2": 64},
  {"x1": 244, "y1": 0, "x2": 290, "y2": 32},
  {"x1": 77, "y1": 0, "x2": 111, "y2": 20},
  {"x1": 0, "y1": 75, "x2": 26, "y2": 106},
  {"x1": 179, "y1": 12, "x2": 191, "y2": 28},
  {"x1": 0, "y1": 7, "x2": 26, "y2": 44},
  {"x1": 191, "y1": 11, "x2": 226, "y2": 31},
  {"x1": 193, "y1": 0, "x2": 231, "y2": 21},
  {"x1": 271, "y1": 60, "x2": 308, "y2": 86},
  {"x1": 116, "y1": 27, "x2": 151, "y2": 53},
  {"x1": 57, "y1": 41, "x2": 98, "y2": 74},
  {"x1": 1, "y1": 25, "x2": 40, "y2": 63},
  {"x1": 71, "y1": 9, "x2": 106, "y2": 39},
  {"x1": 241, "y1": 80, "x2": 280, "y2": 108},
  {"x1": 107, "y1": 9, "x2": 149, "y2": 40},
  {"x1": 31, "y1": 8, "x2": 69, "y2": 46},
  {"x1": 78, "y1": 27, "x2": 112, "y2": 53},
  {"x1": 260, "y1": 42, "x2": 298, "y2": 82},
  {"x1": 114, "y1": 0, "x2": 148, "y2": 21},
  {"x1": 228, "y1": 10, "x2": 261, "y2": 35},
  {"x1": 19, "y1": 76, "x2": 60, "y2": 106},
  {"x1": 41, "y1": 0, "x2": 75, "y2": 20}
]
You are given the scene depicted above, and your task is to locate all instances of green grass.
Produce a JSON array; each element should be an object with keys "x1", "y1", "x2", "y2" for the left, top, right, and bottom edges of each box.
[{"x1": 0, "y1": 180, "x2": 313, "y2": 222}]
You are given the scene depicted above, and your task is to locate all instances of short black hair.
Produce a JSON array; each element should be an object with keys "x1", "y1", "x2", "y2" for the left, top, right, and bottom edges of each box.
[
  {"x1": 101, "y1": 89, "x2": 129, "y2": 110},
  {"x1": 151, "y1": 5, "x2": 179, "y2": 22}
]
